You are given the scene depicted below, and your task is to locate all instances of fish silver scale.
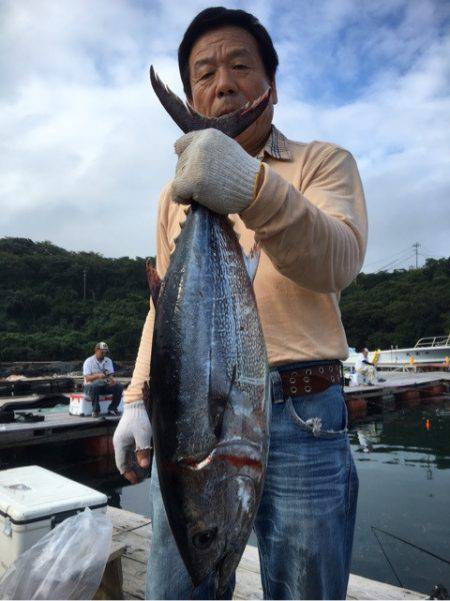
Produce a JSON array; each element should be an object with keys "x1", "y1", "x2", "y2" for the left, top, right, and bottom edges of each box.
[{"x1": 150, "y1": 206, "x2": 270, "y2": 592}]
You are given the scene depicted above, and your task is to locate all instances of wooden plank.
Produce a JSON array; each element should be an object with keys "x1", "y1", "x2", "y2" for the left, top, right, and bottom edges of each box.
[
  {"x1": 108, "y1": 507, "x2": 425, "y2": 600},
  {"x1": 0, "y1": 412, "x2": 119, "y2": 431},
  {"x1": 108, "y1": 506, "x2": 150, "y2": 532},
  {"x1": 95, "y1": 557, "x2": 124, "y2": 600},
  {"x1": 345, "y1": 371, "x2": 450, "y2": 395},
  {"x1": 113, "y1": 531, "x2": 150, "y2": 565},
  {"x1": 122, "y1": 556, "x2": 147, "y2": 600},
  {"x1": 0, "y1": 412, "x2": 120, "y2": 449},
  {"x1": 108, "y1": 540, "x2": 127, "y2": 562},
  {"x1": 347, "y1": 574, "x2": 421, "y2": 600},
  {"x1": 0, "y1": 423, "x2": 117, "y2": 449},
  {"x1": 235, "y1": 569, "x2": 263, "y2": 600},
  {"x1": 0, "y1": 394, "x2": 42, "y2": 409}
]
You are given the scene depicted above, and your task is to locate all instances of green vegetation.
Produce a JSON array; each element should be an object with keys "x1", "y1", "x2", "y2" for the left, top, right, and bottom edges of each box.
[
  {"x1": 0, "y1": 238, "x2": 152, "y2": 361},
  {"x1": 341, "y1": 258, "x2": 450, "y2": 350},
  {"x1": 0, "y1": 237, "x2": 449, "y2": 360}
]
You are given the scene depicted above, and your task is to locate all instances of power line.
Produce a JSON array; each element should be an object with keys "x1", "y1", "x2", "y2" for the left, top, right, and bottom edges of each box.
[
  {"x1": 421, "y1": 244, "x2": 440, "y2": 256},
  {"x1": 412, "y1": 242, "x2": 421, "y2": 269},
  {"x1": 376, "y1": 252, "x2": 416, "y2": 272},
  {"x1": 366, "y1": 244, "x2": 446, "y2": 273},
  {"x1": 364, "y1": 246, "x2": 413, "y2": 268}
]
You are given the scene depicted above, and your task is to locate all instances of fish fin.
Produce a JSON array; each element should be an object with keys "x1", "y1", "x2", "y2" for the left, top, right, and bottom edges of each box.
[
  {"x1": 210, "y1": 365, "x2": 239, "y2": 440},
  {"x1": 150, "y1": 65, "x2": 271, "y2": 137},
  {"x1": 228, "y1": 376, "x2": 247, "y2": 410},
  {"x1": 146, "y1": 261, "x2": 161, "y2": 307},
  {"x1": 226, "y1": 365, "x2": 249, "y2": 413},
  {"x1": 209, "y1": 355, "x2": 229, "y2": 440},
  {"x1": 242, "y1": 243, "x2": 261, "y2": 283}
]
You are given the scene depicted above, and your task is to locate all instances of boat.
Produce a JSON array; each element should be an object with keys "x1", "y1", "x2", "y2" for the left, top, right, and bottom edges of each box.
[{"x1": 344, "y1": 334, "x2": 450, "y2": 369}]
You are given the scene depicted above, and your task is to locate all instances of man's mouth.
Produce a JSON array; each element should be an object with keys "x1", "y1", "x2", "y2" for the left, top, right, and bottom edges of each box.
[
  {"x1": 214, "y1": 96, "x2": 266, "y2": 119},
  {"x1": 215, "y1": 106, "x2": 241, "y2": 118}
]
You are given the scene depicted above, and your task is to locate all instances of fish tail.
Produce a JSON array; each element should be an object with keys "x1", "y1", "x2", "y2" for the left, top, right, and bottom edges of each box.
[{"x1": 242, "y1": 242, "x2": 261, "y2": 282}]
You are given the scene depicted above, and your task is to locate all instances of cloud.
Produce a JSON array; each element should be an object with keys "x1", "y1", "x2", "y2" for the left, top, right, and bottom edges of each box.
[{"x1": 0, "y1": 0, "x2": 449, "y2": 271}]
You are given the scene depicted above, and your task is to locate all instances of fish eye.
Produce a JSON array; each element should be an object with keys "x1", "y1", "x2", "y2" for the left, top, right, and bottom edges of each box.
[{"x1": 192, "y1": 527, "x2": 218, "y2": 550}]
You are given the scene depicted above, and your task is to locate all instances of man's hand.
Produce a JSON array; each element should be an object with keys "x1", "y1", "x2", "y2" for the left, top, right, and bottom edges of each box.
[
  {"x1": 171, "y1": 128, "x2": 262, "y2": 214},
  {"x1": 113, "y1": 400, "x2": 152, "y2": 484},
  {"x1": 85, "y1": 372, "x2": 105, "y2": 383}
]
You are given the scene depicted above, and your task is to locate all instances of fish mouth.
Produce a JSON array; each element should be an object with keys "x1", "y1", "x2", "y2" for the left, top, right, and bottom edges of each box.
[
  {"x1": 215, "y1": 550, "x2": 239, "y2": 595},
  {"x1": 178, "y1": 440, "x2": 262, "y2": 472}
]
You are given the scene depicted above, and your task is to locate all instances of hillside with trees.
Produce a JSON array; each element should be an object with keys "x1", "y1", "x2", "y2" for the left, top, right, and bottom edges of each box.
[
  {"x1": 0, "y1": 238, "x2": 151, "y2": 361},
  {"x1": 341, "y1": 259, "x2": 450, "y2": 350},
  {"x1": 0, "y1": 237, "x2": 449, "y2": 361}
]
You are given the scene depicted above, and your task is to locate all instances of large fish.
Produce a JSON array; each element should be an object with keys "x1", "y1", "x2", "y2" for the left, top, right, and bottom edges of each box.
[{"x1": 148, "y1": 67, "x2": 271, "y2": 594}]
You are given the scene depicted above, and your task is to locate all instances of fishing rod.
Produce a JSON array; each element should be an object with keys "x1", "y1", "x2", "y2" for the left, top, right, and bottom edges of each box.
[
  {"x1": 371, "y1": 526, "x2": 450, "y2": 566},
  {"x1": 371, "y1": 527, "x2": 404, "y2": 588},
  {"x1": 371, "y1": 526, "x2": 450, "y2": 598}
]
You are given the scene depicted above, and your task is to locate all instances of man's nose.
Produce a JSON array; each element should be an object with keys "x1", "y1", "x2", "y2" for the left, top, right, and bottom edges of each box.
[{"x1": 216, "y1": 67, "x2": 238, "y2": 98}]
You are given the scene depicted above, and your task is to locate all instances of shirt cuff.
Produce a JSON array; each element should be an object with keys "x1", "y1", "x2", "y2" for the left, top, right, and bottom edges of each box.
[{"x1": 240, "y1": 163, "x2": 291, "y2": 231}]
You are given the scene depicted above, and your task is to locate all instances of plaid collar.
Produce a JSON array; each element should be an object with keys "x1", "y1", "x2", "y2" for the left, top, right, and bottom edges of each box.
[{"x1": 257, "y1": 125, "x2": 293, "y2": 161}]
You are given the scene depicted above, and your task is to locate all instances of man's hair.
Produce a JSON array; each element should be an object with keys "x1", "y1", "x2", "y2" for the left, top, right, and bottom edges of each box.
[{"x1": 178, "y1": 6, "x2": 279, "y2": 99}]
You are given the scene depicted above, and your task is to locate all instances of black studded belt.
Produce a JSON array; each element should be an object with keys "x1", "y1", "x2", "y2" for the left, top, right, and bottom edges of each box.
[{"x1": 279, "y1": 361, "x2": 343, "y2": 398}]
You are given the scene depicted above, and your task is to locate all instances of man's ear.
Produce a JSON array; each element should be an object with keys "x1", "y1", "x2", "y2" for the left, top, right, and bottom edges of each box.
[{"x1": 270, "y1": 79, "x2": 278, "y2": 105}]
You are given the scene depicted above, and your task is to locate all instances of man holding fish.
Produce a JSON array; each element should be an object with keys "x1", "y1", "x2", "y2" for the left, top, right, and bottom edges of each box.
[{"x1": 113, "y1": 6, "x2": 367, "y2": 600}]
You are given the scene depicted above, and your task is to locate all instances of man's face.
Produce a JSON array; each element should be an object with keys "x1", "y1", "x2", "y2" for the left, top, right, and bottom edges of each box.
[
  {"x1": 362, "y1": 348, "x2": 369, "y2": 358},
  {"x1": 188, "y1": 26, "x2": 277, "y2": 150},
  {"x1": 95, "y1": 348, "x2": 107, "y2": 360}
]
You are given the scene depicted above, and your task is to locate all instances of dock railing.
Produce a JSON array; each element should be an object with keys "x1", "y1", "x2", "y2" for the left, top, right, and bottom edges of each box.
[{"x1": 414, "y1": 334, "x2": 450, "y2": 348}]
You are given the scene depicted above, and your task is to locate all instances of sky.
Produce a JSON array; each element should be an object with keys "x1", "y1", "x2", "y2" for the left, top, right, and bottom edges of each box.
[{"x1": 1, "y1": 0, "x2": 449, "y2": 272}]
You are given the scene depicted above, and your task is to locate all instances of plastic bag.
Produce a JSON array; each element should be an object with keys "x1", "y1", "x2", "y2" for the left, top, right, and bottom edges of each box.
[{"x1": 0, "y1": 508, "x2": 113, "y2": 600}]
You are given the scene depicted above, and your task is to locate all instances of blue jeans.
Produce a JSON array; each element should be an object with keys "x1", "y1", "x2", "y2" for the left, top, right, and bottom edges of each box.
[
  {"x1": 146, "y1": 365, "x2": 358, "y2": 600},
  {"x1": 83, "y1": 380, "x2": 123, "y2": 412}
]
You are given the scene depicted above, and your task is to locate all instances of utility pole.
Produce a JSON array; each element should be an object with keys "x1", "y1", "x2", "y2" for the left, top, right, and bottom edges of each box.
[
  {"x1": 83, "y1": 269, "x2": 87, "y2": 300},
  {"x1": 412, "y1": 242, "x2": 421, "y2": 269}
]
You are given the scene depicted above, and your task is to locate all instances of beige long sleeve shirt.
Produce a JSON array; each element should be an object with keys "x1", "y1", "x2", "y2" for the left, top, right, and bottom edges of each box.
[{"x1": 124, "y1": 127, "x2": 367, "y2": 403}]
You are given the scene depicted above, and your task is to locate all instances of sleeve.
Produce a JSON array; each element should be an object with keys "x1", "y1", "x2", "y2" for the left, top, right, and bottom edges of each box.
[
  {"x1": 240, "y1": 146, "x2": 368, "y2": 293},
  {"x1": 355, "y1": 355, "x2": 363, "y2": 371},
  {"x1": 82, "y1": 359, "x2": 92, "y2": 376},
  {"x1": 108, "y1": 359, "x2": 115, "y2": 374},
  {"x1": 123, "y1": 185, "x2": 172, "y2": 403}
]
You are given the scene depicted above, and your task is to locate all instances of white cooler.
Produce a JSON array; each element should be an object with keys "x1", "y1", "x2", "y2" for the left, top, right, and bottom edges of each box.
[
  {"x1": 69, "y1": 393, "x2": 124, "y2": 416},
  {"x1": 0, "y1": 466, "x2": 107, "y2": 578}
]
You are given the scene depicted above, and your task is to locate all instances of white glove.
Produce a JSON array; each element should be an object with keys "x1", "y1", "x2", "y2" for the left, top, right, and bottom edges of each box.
[
  {"x1": 171, "y1": 128, "x2": 262, "y2": 214},
  {"x1": 113, "y1": 401, "x2": 152, "y2": 478}
]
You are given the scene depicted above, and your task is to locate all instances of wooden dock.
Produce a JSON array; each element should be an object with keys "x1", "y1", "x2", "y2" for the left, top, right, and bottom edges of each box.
[
  {"x1": 344, "y1": 371, "x2": 450, "y2": 397},
  {"x1": 108, "y1": 506, "x2": 423, "y2": 600},
  {"x1": 1, "y1": 372, "x2": 449, "y2": 451},
  {"x1": 0, "y1": 411, "x2": 119, "y2": 449}
]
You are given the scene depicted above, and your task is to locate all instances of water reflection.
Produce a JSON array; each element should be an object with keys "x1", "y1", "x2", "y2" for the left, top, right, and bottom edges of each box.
[
  {"x1": 2, "y1": 397, "x2": 449, "y2": 595},
  {"x1": 349, "y1": 397, "x2": 450, "y2": 594}
]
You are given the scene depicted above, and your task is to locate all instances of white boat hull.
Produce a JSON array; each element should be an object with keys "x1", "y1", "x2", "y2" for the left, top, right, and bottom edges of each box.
[{"x1": 345, "y1": 345, "x2": 450, "y2": 368}]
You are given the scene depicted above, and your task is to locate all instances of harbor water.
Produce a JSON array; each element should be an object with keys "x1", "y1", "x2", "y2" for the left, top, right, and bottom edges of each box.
[
  {"x1": 2, "y1": 396, "x2": 449, "y2": 595},
  {"x1": 118, "y1": 397, "x2": 450, "y2": 595}
]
